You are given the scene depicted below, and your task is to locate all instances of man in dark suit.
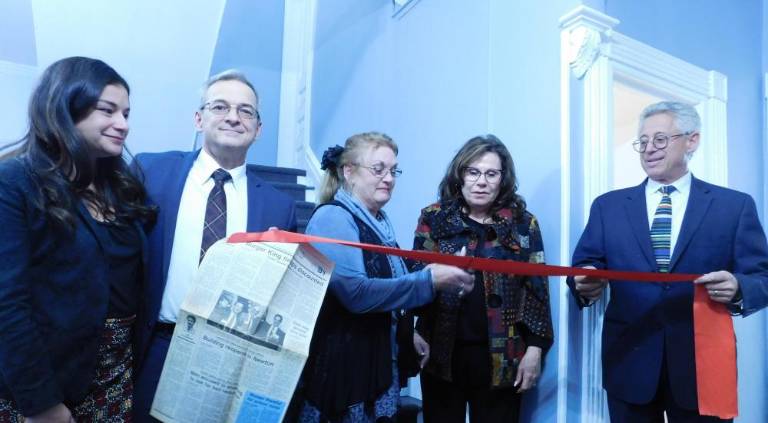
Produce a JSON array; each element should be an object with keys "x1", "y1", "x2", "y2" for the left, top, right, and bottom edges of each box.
[
  {"x1": 243, "y1": 301, "x2": 266, "y2": 335},
  {"x1": 568, "y1": 101, "x2": 768, "y2": 422},
  {"x1": 255, "y1": 313, "x2": 286, "y2": 347},
  {"x1": 133, "y1": 70, "x2": 297, "y2": 421}
]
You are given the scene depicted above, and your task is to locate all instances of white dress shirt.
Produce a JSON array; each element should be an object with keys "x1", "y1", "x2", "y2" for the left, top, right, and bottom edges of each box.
[
  {"x1": 159, "y1": 149, "x2": 248, "y2": 323},
  {"x1": 645, "y1": 172, "x2": 692, "y2": 258},
  {"x1": 267, "y1": 325, "x2": 278, "y2": 340}
]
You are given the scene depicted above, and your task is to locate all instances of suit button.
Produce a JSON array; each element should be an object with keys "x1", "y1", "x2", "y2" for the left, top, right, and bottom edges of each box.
[
  {"x1": 663, "y1": 284, "x2": 671, "y2": 290},
  {"x1": 147, "y1": 322, "x2": 153, "y2": 328}
]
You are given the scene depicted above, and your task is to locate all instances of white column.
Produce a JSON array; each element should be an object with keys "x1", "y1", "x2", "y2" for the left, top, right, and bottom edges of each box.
[
  {"x1": 697, "y1": 71, "x2": 728, "y2": 187},
  {"x1": 559, "y1": 7, "x2": 619, "y2": 422},
  {"x1": 277, "y1": 0, "x2": 319, "y2": 186}
]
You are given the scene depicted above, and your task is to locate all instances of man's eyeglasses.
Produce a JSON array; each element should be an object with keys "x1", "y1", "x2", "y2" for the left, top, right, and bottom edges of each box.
[
  {"x1": 463, "y1": 167, "x2": 503, "y2": 184},
  {"x1": 201, "y1": 100, "x2": 260, "y2": 121},
  {"x1": 358, "y1": 163, "x2": 403, "y2": 178},
  {"x1": 632, "y1": 132, "x2": 690, "y2": 153}
]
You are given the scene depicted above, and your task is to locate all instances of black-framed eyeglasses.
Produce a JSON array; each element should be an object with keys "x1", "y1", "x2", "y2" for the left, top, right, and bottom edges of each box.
[
  {"x1": 632, "y1": 132, "x2": 690, "y2": 153},
  {"x1": 357, "y1": 163, "x2": 403, "y2": 178},
  {"x1": 463, "y1": 167, "x2": 503, "y2": 184},
  {"x1": 201, "y1": 100, "x2": 260, "y2": 121}
]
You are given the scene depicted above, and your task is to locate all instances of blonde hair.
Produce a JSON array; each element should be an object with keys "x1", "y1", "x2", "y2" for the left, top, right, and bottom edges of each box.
[{"x1": 317, "y1": 132, "x2": 398, "y2": 204}]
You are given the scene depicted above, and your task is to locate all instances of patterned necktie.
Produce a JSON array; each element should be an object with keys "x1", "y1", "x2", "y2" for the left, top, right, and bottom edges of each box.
[
  {"x1": 200, "y1": 169, "x2": 231, "y2": 263},
  {"x1": 650, "y1": 185, "x2": 675, "y2": 272}
]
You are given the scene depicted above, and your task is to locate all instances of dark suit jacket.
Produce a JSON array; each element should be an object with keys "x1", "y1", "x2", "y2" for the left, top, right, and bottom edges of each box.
[
  {"x1": 255, "y1": 322, "x2": 286, "y2": 346},
  {"x1": 0, "y1": 157, "x2": 148, "y2": 415},
  {"x1": 133, "y1": 150, "x2": 297, "y2": 366},
  {"x1": 567, "y1": 176, "x2": 768, "y2": 408}
]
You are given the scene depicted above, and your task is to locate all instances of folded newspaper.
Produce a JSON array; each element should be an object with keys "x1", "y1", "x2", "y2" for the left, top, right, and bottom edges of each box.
[{"x1": 151, "y1": 240, "x2": 333, "y2": 423}]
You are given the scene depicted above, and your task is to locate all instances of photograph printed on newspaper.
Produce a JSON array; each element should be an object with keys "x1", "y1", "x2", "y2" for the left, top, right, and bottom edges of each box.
[{"x1": 150, "y1": 240, "x2": 333, "y2": 423}]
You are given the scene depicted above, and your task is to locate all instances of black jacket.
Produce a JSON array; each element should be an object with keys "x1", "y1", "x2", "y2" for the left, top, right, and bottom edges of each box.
[{"x1": 0, "y1": 157, "x2": 148, "y2": 415}]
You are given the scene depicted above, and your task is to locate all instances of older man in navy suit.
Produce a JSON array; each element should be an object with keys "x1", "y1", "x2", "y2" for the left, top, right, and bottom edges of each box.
[
  {"x1": 568, "y1": 101, "x2": 768, "y2": 422},
  {"x1": 133, "y1": 70, "x2": 297, "y2": 421}
]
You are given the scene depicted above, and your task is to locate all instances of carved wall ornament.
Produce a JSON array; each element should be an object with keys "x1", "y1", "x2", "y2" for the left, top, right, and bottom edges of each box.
[{"x1": 567, "y1": 26, "x2": 602, "y2": 79}]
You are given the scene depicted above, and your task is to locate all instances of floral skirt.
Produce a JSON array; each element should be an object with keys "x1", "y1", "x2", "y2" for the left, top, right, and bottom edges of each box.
[
  {"x1": 0, "y1": 316, "x2": 135, "y2": 422},
  {"x1": 298, "y1": 364, "x2": 399, "y2": 423}
]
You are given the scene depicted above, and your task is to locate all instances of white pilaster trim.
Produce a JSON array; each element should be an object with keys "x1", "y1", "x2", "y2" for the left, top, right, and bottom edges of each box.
[
  {"x1": 559, "y1": 6, "x2": 619, "y2": 34},
  {"x1": 559, "y1": 8, "x2": 618, "y2": 422},
  {"x1": 560, "y1": 7, "x2": 618, "y2": 81},
  {"x1": 556, "y1": 27, "x2": 572, "y2": 423},
  {"x1": 764, "y1": 73, "x2": 768, "y2": 222},
  {"x1": 696, "y1": 88, "x2": 728, "y2": 187},
  {"x1": 277, "y1": 0, "x2": 320, "y2": 194},
  {"x1": 607, "y1": 33, "x2": 709, "y2": 98},
  {"x1": 579, "y1": 53, "x2": 613, "y2": 423},
  {"x1": 763, "y1": 73, "x2": 768, "y2": 344},
  {"x1": 304, "y1": 145, "x2": 322, "y2": 202}
]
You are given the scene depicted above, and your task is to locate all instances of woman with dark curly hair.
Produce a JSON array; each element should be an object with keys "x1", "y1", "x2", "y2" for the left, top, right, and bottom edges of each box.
[
  {"x1": 412, "y1": 134, "x2": 554, "y2": 422},
  {"x1": 0, "y1": 56, "x2": 155, "y2": 422}
]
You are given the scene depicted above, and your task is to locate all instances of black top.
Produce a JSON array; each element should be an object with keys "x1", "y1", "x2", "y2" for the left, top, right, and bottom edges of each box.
[
  {"x1": 456, "y1": 215, "x2": 549, "y2": 348},
  {"x1": 91, "y1": 217, "x2": 142, "y2": 318},
  {"x1": 456, "y1": 215, "x2": 491, "y2": 344},
  {"x1": 0, "y1": 158, "x2": 142, "y2": 415}
]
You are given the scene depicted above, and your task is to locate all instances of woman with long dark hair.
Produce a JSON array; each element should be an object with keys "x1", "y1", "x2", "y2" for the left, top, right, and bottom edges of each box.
[
  {"x1": 0, "y1": 56, "x2": 155, "y2": 422},
  {"x1": 413, "y1": 135, "x2": 553, "y2": 422}
]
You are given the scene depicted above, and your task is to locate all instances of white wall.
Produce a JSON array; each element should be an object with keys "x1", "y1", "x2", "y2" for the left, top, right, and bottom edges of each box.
[
  {"x1": 0, "y1": 0, "x2": 36, "y2": 65},
  {"x1": 308, "y1": 0, "x2": 582, "y2": 420},
  {"x1": 13, "y1": 0, "x2": 227, "y2": 155},
  {"x1": 0, "y1": 61, "x2": 38, "y2": 144}
]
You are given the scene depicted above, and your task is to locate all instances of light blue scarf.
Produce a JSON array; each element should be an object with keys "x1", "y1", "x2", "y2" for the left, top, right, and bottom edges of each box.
[{"x1": 334, "y1": 189, "x2": 408, "y2": 277}]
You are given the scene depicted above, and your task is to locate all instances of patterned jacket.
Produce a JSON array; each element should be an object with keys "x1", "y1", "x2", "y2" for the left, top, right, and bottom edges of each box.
[{"x1": 413, "y1": 201, "x2": 554, "y2": 388}]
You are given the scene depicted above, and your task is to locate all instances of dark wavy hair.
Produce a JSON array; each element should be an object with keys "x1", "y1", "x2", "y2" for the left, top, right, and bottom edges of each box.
[
  {"x1": 0, "y1": 56, "x2": 156, "y2": 231},
  {"x1": 437, "y1": 134, "x2": 526, "y2": 218}
]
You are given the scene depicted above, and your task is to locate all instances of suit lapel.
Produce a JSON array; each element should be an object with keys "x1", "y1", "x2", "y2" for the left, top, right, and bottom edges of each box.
[
  {"x1": 624, "y1": 181, "x2": 657, "y2": 269},
  {"x1": 670, "y1": 177, "x2": 712, "y2": 270},
  {"x1": 245, "y1": 167, "x2": 263, "y2": 232},
  {"x1": 161, "y1": 151, "x2": 199, "y2": 282},
  {"x1": 135, "y1": 219, "x2": 150, "y2": 292}
]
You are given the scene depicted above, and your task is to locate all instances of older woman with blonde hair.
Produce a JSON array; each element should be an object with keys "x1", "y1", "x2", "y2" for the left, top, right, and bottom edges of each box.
[{"x1": 298, "y1": 132, "x2": 474, "y2": 422}]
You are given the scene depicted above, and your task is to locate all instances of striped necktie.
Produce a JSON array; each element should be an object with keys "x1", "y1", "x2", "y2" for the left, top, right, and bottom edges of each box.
[
  {"x1": 200, "y1": 169, "x2": 231, "y2": 263},
  {"x1": 650, "y1": 185, "x2": 675, "y2": 272}
]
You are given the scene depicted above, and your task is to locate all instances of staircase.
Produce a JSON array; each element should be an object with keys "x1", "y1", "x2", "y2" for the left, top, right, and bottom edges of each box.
[{"x1": 250, "y1": 164, "x2": 314, "y2": 233}]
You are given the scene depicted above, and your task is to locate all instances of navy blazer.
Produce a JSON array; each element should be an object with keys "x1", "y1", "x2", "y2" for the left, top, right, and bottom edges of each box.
[
  {"x1": 568, "y1": 176, "x2": 768, "y2": 407},
  {"x1": 0, "y1": 157, "x2": 149, "y2": 416},
  {"x1": 133, "y1": 150, "x2": 297, "y2": 366}
]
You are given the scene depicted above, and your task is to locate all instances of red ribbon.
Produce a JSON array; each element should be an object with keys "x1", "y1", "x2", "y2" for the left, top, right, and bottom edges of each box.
[{"x1": 228, "y1": 230, "x2": 737, "y2": 418}]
